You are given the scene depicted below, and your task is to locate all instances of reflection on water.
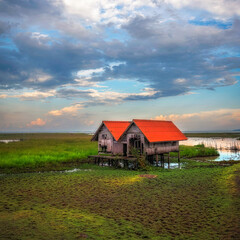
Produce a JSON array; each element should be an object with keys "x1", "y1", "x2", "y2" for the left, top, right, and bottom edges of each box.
[
  {"x1": 181, "y1": 137, "x2": 240, "y2": 161},
  {"x1": 0, "y1": 139, "x2": 20, "y2": 143},
  {"x1": 214, "y1": 150, "x2": 240, "y2": 161}
]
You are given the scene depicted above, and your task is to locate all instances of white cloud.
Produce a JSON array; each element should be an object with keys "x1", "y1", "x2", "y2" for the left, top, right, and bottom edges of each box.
[
  {"x1": 15, "y1": 90, "x2": 56, "y2": 100},
  {"x1": 77, "y1": 68, "x2": 105, "y2": 78},
  {"x1": 175, "y1": 78, "x2": 187, "y2": 84},
  {"x1": 88, "y1": 87, "x2": 159, "y2": 101},
  {"x1": 0, "y1": 90, "x2": 56, "y2": 100},
  {"x1": 61, "y1": 0, "x2": 156, "y2": 25},
  {"x1": 27, "y1": 118, "x2": 46, "y2": 127},
  {"x1": 73, "y1": 78, "x2": 105, "y2": 88},
  {"x1": 48, "y1": 103, "x2": 84, "y2": 116}
]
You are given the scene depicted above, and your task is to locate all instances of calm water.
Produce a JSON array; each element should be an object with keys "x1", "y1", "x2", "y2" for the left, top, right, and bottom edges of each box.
[
  {"x1": 181, "y1": 137, "x2": 240, "y2": 161},
  {"x1": 0, "y1": 139, "x2": 20, "y2": 143}
]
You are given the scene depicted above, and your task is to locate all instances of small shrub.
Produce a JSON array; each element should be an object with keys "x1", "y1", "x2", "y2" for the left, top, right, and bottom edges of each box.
[{"x1": 130, "y1": 147, "x2": 149, "y2": 170}]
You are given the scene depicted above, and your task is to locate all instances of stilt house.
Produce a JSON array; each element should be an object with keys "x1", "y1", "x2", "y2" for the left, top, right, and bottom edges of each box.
[{"x1": 92, "y1": 119, "x2": 187, "y2": 157}]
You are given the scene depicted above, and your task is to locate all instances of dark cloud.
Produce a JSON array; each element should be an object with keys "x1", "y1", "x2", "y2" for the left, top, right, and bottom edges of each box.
[
  {"x1": 0, "y1": 0, "x2": 61, "y2": 19},
  {"x1": 0, "y1": 0, "x2": 239, "y2": 101},
  {"x1": 56, "y1": 88, "x2": 93, "y2": 99}
]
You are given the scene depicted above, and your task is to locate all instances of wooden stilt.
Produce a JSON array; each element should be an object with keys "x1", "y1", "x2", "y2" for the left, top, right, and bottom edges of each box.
[
  {"x1": 168, "y1": 152, "x2": 170, "y2": 169},
  {"x1": 156, "y1": 154, "x2": 159, "y2": 167},
  {"x1": 178, "y1": 151, "x2": 180, "y2": 168}
]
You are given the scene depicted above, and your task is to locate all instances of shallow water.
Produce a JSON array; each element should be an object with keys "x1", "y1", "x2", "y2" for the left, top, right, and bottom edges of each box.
[
  {"x1": 181, "y1": 137, "x2": 240, "y2": 161},
  {"x1": 0, "y1": 139, "x2": 20, "y2": 143},
  {"x1": 0, "y1": 168, "x2": 93, "y2": 177}
]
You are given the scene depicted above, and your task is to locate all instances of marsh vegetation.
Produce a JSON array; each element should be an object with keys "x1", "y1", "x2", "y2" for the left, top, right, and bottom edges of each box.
[{"x1": 0, "y1": 133, "x2": 239, "y2": 239}]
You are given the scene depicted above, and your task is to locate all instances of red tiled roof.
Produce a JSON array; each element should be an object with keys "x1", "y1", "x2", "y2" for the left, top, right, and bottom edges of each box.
[
  {"x1": 103, "y1": 121, "x2": 131, "y2": 141},
  {"x1": 133, "y1": 119, "x2": 187, "y2": 142}
]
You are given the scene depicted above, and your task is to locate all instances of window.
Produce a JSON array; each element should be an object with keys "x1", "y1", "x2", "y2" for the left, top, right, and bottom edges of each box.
[{"x1": 102, "y1": 134, "x2": 107, "y2": 139}]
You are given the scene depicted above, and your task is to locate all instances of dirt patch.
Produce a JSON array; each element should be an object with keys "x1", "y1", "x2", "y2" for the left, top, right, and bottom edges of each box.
[{"x1": 139, "y1": 174, "x2": 157, "y2": 179}]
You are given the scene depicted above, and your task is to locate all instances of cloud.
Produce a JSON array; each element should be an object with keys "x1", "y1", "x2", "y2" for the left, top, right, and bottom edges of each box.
[
  {"x1": 16, "y1": 90, "x2": 56, "y2": 100},
  {"x1": 48, "y1": 103, "x2": 84, "y2": 116},
  {"x1": 77, "y1": 67, "x2": 105, "y2": 77},
  {"x1": 72, "y1": 78, "x2": 105, "y2": 88},
  {"x1": 0, "y1": 94, "x2": 7, "y2": 98},
  {"x1": 27, "y1": 118, "x2": 46, "y2": 127},
  {"x1": 164, "y1": 0, "x2": 240, "y2": 18},
  {"x1": 0, "y1": 0, "x2": 239, "y2": 101},
  {"x1": 154, "y1": 109, "x2": 240, "y2": 131}
]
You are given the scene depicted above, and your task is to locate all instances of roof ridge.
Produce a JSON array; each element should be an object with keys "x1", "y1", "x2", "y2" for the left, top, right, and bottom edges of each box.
[
  {"x1": 103, "y1": 120, "x2": 131, "y2": 122},
  {"x1": 133, "y1": 119, "x2": 172, "y2": 122}
]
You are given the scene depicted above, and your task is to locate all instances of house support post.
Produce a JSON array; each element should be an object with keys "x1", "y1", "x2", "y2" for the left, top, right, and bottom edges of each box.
[
  {"x1": 168, "y1": 152, "x2": 170, "y2": 169},
  {"x1": 156, "y1": 154, "x2": 159, "y2": 167},
  {"x1": 178, "y1": 151, "x2": 180, "y2": 168},
  {"x1": 161, "y1": 154, "x2": 164, "y2": 168}
]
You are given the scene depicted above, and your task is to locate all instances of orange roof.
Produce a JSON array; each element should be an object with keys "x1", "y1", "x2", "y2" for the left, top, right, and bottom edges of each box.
[
  {"x1": 103, "y1": 121, "x2": 131, "y2": 141},
  {"x1": 132, "y1": 119, "x2": 187, "y2": 142}
]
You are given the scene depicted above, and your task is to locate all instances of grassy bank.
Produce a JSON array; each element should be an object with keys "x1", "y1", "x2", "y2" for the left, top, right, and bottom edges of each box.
[
  {"x1": 0, "y1": 162, "x2": 239, "y2": 239},
  {"x1": 176, "y1": 144, "x2": 219, "y2": 158}
]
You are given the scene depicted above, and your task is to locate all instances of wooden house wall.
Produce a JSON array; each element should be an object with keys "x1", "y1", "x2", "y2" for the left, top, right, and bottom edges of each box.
[
  {"x1": 112, "y1": 141, "x2": 124, "y2": 155},
  {"x1": 98, "y1": 125, "x2": 113, "y2": 153},
  {"x1": 125, "y1": 124, "x2": 145, "y2": 156},
  {"x1": 145, "y1": 141, "x2": 179, "y2": 155}
]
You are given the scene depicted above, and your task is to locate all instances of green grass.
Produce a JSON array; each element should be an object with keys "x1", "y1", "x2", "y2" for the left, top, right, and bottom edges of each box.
[
  {"x1": 173, "y1": 144, "x2": 219, "y2": 158},
  {"x1": 185, "y1": 132, "x2": 240, "y2": 138},
  {"x1": 0, "y1": 134, "x2": 220, "y2": 173},
  {"x1": 168, "y1": 144, "x2": 219, "y2": 159},
  {"x1": 0, "y1": 163, "x2": 239, "y2": 239},
  {"x1": 0, "y1": 133, "x2": 97, "y2": 171}
]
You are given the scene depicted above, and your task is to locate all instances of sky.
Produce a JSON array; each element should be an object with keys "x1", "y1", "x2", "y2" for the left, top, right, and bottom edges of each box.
[{"x1": 0, "y1": 0, "x2": 240, "y2": 132}]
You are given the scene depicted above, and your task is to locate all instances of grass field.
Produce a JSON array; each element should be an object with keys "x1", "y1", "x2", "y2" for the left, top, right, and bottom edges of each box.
[
  {"x1": 0, "y1": 133, "x2": 98, "y2": 172},
  {"x1": 0, "y1": 133, "x2": 239, "y2": 239},
  {"x1": 0, "y1": 133, "x2": 219, "y2": 173},
  {"x1": 1, "y1": 162, "x2": 240, "y2": 239}
]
